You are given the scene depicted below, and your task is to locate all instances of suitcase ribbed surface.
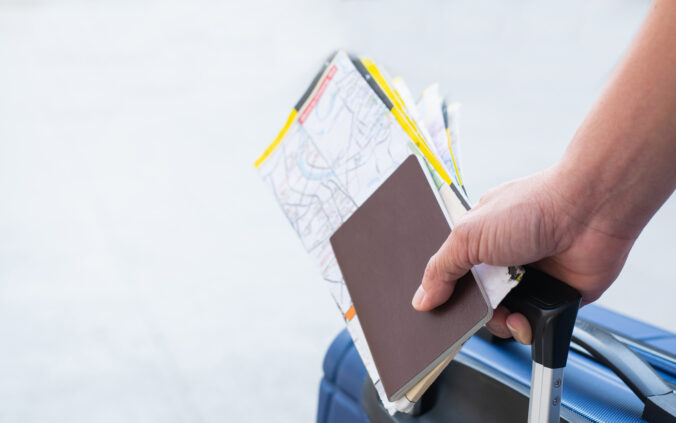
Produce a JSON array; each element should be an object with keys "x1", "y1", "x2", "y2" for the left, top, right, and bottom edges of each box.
[
  {"x1": 317, "y1": 330, "x2": 370, "y2": 423},
  {"x1": 317, "y1": 305, "x2": 676, "y2": 423}
]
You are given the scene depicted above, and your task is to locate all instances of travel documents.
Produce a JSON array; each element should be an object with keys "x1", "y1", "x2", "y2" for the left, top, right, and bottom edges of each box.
[
  {"x1": 331, "y1": 155, "x2": 491, "y2": 401},
  {"x1": 254, "y1": 50, "x2": 524, "y2": 414}
]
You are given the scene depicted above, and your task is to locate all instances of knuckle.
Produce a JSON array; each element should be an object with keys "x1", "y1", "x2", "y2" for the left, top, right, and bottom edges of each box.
[
  {"x1": 423, "y1": 253, "x2": 452, "y2": 289},
  {"x1": 452, "y1": 220, "x2": 471, "y2": 240},
  {"x1": 478, "y1": 185, "x2": 503, "y2": 205},
  {"x1": 423, "y1": 254, "x2": 442, "y2": 281},
  {"x1": 450, "y1": 220, "x2": 474, "y2": 263}
]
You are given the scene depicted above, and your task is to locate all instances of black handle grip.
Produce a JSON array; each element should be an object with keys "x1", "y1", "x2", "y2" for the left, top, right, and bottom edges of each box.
[
  {"x1": 573, "y1": 320, "x2": 676, "y2": 423},
  {"x1": 502, "y1": 266, "x2": 581, "y2": 368}
]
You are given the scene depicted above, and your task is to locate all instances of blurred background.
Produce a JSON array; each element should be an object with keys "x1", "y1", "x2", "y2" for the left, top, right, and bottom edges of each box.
[{"x1": 0, "y1": 0, "x2": 673, "y2": 421}]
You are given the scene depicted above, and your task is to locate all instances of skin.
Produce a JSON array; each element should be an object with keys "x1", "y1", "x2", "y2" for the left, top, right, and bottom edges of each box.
[{"x1": 412, "y1": 0, "x2": 676, "y2": 345}]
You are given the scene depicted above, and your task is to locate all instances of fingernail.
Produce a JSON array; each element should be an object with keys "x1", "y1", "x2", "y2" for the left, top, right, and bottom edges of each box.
[
  {"x1": 506, "y1": 320, "x2": 523, "y2": 344},
  {"x1": 412, "y1": 285, "x2": 426, "y2": 309}
]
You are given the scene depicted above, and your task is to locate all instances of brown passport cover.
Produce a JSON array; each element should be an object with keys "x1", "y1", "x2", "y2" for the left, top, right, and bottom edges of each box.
[{"x1": 330, "y1": 155, "x2": 491, "y2": 401}]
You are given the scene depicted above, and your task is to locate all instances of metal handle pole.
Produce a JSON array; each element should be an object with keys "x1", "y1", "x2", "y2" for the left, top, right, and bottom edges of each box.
[{"x1": 528, "y1": 362, "x2": 564, "y2": 423}]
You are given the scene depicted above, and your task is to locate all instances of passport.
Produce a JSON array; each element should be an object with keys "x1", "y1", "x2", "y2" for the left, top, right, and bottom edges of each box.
[{"x1": 330, "y1": 154, "x2": 492, "y2": 401}]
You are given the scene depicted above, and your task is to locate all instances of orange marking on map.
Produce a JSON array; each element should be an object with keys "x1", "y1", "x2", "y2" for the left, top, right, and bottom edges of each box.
[{"x1": 344, "y1": 306, "x2": 356, "y2": 321}]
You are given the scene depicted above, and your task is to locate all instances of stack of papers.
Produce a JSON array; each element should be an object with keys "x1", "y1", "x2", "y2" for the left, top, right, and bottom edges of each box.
[{"x1": 255, "y1": 50, "x2": 524, "y2": 414}]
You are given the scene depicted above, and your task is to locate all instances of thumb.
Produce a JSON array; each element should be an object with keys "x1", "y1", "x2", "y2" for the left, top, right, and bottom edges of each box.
[{"x1": 412, "y1": 220, "x2": 478, "y2": 311}]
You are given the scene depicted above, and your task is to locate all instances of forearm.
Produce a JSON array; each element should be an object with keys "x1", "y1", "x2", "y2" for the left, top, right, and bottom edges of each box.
[{"x1": 555, "y1": 0, "x2": 676, "y2": 240}]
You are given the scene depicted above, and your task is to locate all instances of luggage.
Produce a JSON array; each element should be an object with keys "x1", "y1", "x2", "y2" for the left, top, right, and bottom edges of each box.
[
  {"x1": 317, "y1": 329, "x2": 370, "y2": 423},
  {"x1": 317, "y1": 299, "x2": 676, "y2": 423}
]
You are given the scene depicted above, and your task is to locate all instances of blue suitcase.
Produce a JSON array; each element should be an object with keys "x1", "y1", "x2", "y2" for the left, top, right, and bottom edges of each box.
[{"x1": 317, "y1": 301, "x2": 676, "y2": 422}]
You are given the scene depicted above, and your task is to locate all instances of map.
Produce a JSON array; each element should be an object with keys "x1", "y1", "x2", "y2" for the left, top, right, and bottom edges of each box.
[
  {"x1": 256, "y1": 51, "x2": 416, "y2": 412},
  {"x1": 258, "y1": 51, "x2": 411, "y2": 315}
]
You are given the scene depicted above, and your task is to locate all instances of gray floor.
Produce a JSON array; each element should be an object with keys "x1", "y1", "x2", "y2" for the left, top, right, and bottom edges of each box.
[{"x1": 0, "y1": 0, "x2": 673, "y2": 421}]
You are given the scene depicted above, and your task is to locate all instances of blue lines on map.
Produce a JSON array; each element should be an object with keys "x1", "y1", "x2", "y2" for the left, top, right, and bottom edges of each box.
[
  {"x1": 314, "y1": 89, "x2": 338, "y2": 123},
  {"x1": 296, "y1": 152, "x2": 336, "y2": 180},
  {"x1": 367, "y1": 177, "x2": 382, "y2": 188}
]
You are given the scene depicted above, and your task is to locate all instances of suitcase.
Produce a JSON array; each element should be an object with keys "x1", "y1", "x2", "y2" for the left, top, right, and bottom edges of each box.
[{"x1": 317, "y1": 271, "x2": 676, "y2": 423}]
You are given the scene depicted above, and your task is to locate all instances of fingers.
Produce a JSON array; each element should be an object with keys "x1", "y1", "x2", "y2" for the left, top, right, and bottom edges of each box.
[
  {"x1": 485, "y1": 306, "x2": 533, "y2": 345},
  {"x1": 485, "y1": 306, "x2": 512, "y2": 338},
  {"x1": 506, "y1": 313, "x2": 533, "y2": 345},
  {"x1": 411, "y1": 252, "x2": 456, "y2": 311},
  {"x1": 412, "y1": 225, "x2": 475, "y2": 311}
]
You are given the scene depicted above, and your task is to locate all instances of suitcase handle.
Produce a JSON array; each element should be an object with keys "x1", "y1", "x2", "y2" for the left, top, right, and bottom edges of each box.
[
  {"x1": 573, "y1": 320, "x2": 676, "y2": 423},
  {"x1": 502, "y1": 266, "x2": 581, "y2": 423},
  {"x1": 502, "y1": 266, "x2": 582, "y2": 368}
]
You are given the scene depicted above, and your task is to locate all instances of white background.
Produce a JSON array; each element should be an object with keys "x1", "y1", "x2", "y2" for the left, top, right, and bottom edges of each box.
[{"x1": 0, "y1": 0, "x2": 672, "y2": 421}]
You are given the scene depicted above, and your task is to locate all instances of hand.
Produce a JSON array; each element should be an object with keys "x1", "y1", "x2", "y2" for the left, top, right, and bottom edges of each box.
[
  {"x1": 411, "y1": 165, "x2": 636, "y2": 344},
  {"x1": 411, "y1": 0, "x2": 676, "y2": 345}
]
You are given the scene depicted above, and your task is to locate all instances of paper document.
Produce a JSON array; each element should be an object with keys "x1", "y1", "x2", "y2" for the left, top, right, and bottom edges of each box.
[{"x1": 255, "y1": 50, "x2": 524, "y2": 414}]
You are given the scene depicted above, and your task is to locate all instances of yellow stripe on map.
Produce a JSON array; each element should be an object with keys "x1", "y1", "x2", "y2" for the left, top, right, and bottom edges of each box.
[
  {"x1": 446, "y1": 127, "x2": 464, "y2": 187},
  {"x1": 254, "y1": 109, "x2": 297, "y2": 168},
  {"x1": 360, "y1": 58, "x2": 453, "y2": 186}
]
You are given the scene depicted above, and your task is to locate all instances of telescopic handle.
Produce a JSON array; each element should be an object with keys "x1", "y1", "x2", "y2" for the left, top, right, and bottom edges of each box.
[
  {"x1": 503, "y1": 266, "x2": 582, "y2": 368},
  {"x1": 502, "y1": 266, "x2": 581, "y2": 423}
]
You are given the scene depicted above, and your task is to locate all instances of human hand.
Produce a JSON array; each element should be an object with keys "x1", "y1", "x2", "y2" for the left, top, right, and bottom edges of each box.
[{"x1": 411, "y1": 165, "x2": 636, "y2": 344}]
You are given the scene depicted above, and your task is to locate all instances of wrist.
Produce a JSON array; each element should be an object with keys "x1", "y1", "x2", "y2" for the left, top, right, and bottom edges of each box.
[{"x1": 547, "y1": 149, "x2": 642, "y2": 242}]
